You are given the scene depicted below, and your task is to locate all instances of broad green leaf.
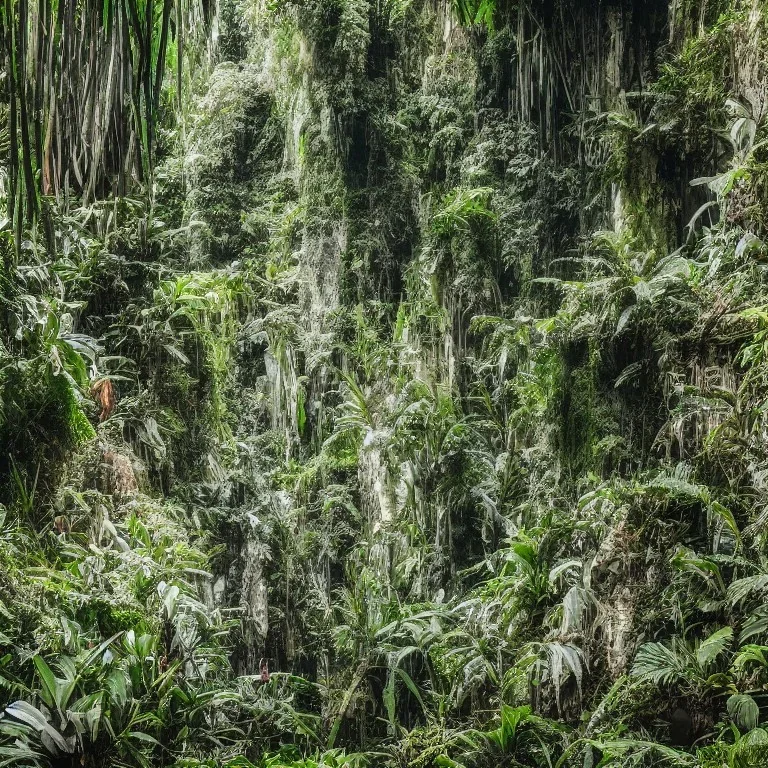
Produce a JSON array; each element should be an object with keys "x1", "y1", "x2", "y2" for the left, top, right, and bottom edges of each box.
[{"x1": 727, "y1": 693, "x2": 760, "y2": 731}]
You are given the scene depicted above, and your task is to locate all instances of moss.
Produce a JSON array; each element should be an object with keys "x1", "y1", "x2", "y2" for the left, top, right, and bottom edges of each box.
[
  {"x1": 62, "y1": 384, "x2": 97, "y2": 445},
  {"x1": 0, "y1": 364, "x2": 95, "y2": 505},
  {"x1": 184, "y1": 65, "x2": 284, "y2": 265},
  {"x1": 219, "y1": 0, "x2": 250, "y2": 62},
  {"x1": 554, "y1": 340, "x2": 601, "y2": 482},
  {"x1": 727, "y1": 151, "x2": 768, "y2": 234},
  {"x1": 653, "y1": 10, "x2": 736, "y2": 145}
]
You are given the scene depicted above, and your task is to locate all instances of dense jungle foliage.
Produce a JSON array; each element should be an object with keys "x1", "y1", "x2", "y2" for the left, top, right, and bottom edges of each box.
[{"x1": 2, "y1": 0, "x2": 768, "y2": 765}]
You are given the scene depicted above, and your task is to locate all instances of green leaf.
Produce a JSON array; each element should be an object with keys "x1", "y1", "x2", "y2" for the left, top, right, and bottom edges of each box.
[
  {"x1": 32, "y1": 657, "x2": 56, "y2": 709},
  {"x1": 696, "y1": 627, "x2": 732, "y2": 669},
  {"x1": 127, "y1": 731, "x2": 162, "y2": 746},
  {"x1": 383, "y1": 669, "x2": 395, "y2": 730},
  {"x1": 631, "y1": 642, "x2": 684, "y2": 685},
  {"x1": 4, "y1": 701, "x2": 49, "y2": 731},
  {"x1": 709, "y1": 501, "x2": 740, "y2": 545},
  {"x1": 727, "y1": 693, "x2": 760, "y2": 731},
  {"x1": 297, "y1": 386, "x2": 307, "y2": 436},
  {"x1": 396, "y1": 668, "x2": 425, "y2": 712},
  {"x1": 5, "y1": 701, "x2": 71, "y2": 753}
]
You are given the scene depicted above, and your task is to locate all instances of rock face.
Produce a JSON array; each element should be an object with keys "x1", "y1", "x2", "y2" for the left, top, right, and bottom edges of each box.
[
  {"x1": 359, "y1": 430, "x2": 395, "y2": 531},
  {"x1": 604, "y1": 586, "x2": 637, "y2": 677},
  {"x1": 99, "y1": 449, "x2": 139, "y2": 500},
  {"x1": 241, "y1": 533, "x2": 270, "y2": 673}
]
